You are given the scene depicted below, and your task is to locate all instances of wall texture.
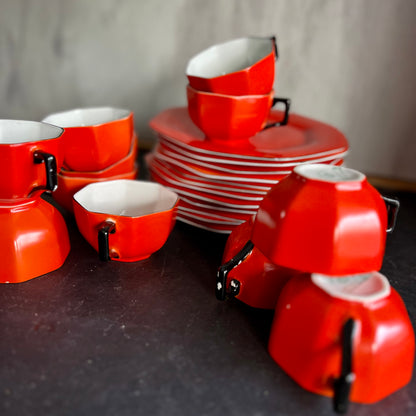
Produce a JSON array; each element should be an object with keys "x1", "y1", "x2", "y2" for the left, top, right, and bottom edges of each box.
[{"x1": 1, "y1": 0, "x2": 415, "y2": 181}]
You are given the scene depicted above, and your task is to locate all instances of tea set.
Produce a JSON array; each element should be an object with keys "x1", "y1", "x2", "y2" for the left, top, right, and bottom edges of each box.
[{"x1": 0, "y1": 35, "x2": 413, "y2": 414}]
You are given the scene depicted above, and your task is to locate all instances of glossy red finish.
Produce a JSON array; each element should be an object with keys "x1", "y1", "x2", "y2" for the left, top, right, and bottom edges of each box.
[
  {"x1": 0, "y1": 195, "x2": 70, "y2": 283},
  {"x1": 72, "y1": 180, "x2": 179, "y2": 262},
  {"x1": 186, "y1": 37, "x2": 276, "y2": 95},
  {"x1": 0, "y1": 120, "x2": 64, "y2": 199},
  {"x1": 268, "y1": 273, "x2": 415, "y2": 403},
  {"x1": 187, "y1": 86, "x2": 274, "y2": 142},
  {"x1": 252, "y1": 165, "x2": 388, "y2": 275},
  {"x1": 43, "y1": 108, "x2": 134, "y2": 172},
  {"x1": 59, "y1": 134, "x2": 138, "y2": 178},
  {"x1": 222, "y1": 217, "x2": 300, "y2": 309},
  {"x1": 53, "y1": 164, "x2": 138, "y2": 213}
]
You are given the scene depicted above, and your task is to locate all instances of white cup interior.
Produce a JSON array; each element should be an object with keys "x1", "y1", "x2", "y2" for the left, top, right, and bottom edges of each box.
[
  {"x1": 0, "y1": 120, "x2": 63, "y2": 144},
  {"x1": 311, "y1": 272, "x2": 391, "y2": 303},
  {"x1": 294, "y1": 164, "x2": 365, "y2": 183},
  {"x1": 42, "y1": 107, "x2": 130, "y2": 128},
  {"x1": 74, "y1": 179, "x2": 178, "y2": 217},
  {"x1": 186, "y1": 37, "x2": 274, "y2": 78}
]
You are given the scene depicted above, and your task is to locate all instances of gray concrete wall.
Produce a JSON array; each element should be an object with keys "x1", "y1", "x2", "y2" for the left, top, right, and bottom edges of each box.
[{"x1": 1, "y1": 0, "x2": 415, "y2": 181}]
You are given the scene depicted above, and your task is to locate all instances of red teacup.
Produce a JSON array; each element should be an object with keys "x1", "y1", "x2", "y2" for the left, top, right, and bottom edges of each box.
[
  {"x1": 0, "y1": 193, "x2": 70, "y2": 283},
  {"x1": 43, "y1": 107, "x2": 134, "y2": 172},
  {"x1": 0, "y1": 120, "x2": 64, "y2": 200},
  {"x1": 187, "y1": 85, "x2": 290, "y2": 142},
  {"x1": 252, "y1": 164, "x2": 399, "y2": 275},
  {"x1": 73, "y1": 180, "x2": 179, "y2": 262},
  {"x1": 268, "y1": 272, "x2": 414, "y2": 408},
  {"x1": 186, "y1": 36, "x2": 277, "y2": 95}
]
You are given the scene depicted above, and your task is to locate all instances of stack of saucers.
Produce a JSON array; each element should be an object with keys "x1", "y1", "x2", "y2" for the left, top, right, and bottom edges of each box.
[
  {"x1": 148, "y1": 107, "x2": 348, "y2": 233},
  {"x1": 147, "y1": 37, "x2": 349, "y2": 233},
  {"x1": 42, "y1": 107, "x2": 139, "y2": 212}
]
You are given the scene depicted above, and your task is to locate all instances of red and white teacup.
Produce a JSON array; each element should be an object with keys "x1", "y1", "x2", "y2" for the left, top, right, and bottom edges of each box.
[
  {"x1": 268, "y1": 272, "x2": 414, "y2": 409},
  {"x1": 43, "y1": 107, "x2": 134, "y2": 172},
  {"x1": 0, "y1": 120, "x2": 64, "y2": 200},
  {"x1": 73, "y1": 179, "x2": 179, "y2": 262},
  {"x1": 252, "y1": 164, "x2": 399, "y2": 275}
]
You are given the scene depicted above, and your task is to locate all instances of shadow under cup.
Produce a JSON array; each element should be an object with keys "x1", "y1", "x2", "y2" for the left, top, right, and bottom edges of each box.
[
  {"x1": 0, "y1": 120, "x2": 64, "y2": 200},
  {"x1": 73, "y1": 179, "x2": 179, "y2": 262}
]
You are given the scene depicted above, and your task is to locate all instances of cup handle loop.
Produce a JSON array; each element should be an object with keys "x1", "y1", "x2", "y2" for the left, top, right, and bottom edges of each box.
[
  {"x1": 333, "y1": 318, "x2": 356, "y2": 414},
  {"x1": 216, "y1": 240, "x2": 254, "y2": 301},
  {"x1": 263, "y1": 98, "x2": 291, "y2": 130},
  {"x1": 382, "y1": 196, "x2": 400, "y2": 233},
  {"x1": 98, "y1": 220, "x2": 116, "y2": 261},
  {"x1": 271, "y1": 35, "x2": 278, "y2": 60},
  {"x1": 33, "y1": 151, "x2": 58, "y2": 192}
]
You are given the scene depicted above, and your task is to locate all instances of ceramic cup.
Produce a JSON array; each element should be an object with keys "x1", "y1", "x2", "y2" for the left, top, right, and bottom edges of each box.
[
  {"x1": 0, "y1": 120, "x2": 64, "y2": 200},
  {"x1": 216, "y1": 217, "x2": 300, "y2": 309},
  {"x1": 0, "y1": 194, "x2": 70, "y2": 283},
  {"x1": 186, "y1": 36, "x2": 277, "y2": 95},
  {"x1": 42, "y1": 107, "x2": 134, "y2": 172},
  {"x1": 252, "y1": 164, "x2": 400, "y2": 275},
  {"x1": 73, "y1": 180, "x2": 179, "y2": 262},
  {"x1": 268, "y1": 272, "x2": 414, "y2": 409},
  {"x1": 187, "y1": 85, "x2": 290, "y2": 142}
]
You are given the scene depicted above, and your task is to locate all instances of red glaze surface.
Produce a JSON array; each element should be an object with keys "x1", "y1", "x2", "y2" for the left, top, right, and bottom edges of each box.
[
  {"x1": 0, "y1": 122, "x2": 64, "y2": 199},
  {"x1": 222, "y1": 217, "x2": 300, "y2": 309},
  {"x1": 149, "y1": 108, "x2": 349, "y2": 160},
  {"x1": 252, "y1": 165, "x2": 388, "y2": 275},
  {"x1": 0, "y1": 195, "x2": 70, "y2": 283},
  {"x1": 187, "y1": 86, "x2": 274, "y2": 142},
  {"x1": 268, "y1": 274, "x2": 415, "y2": 403},
  {"x1": 72, "y1": 181, "x2": 178, "y2": 262},
  {"x1": 44, "y1": 109, "x2": 134, "y2": 172},
  {"x1": 59, "y1": 134, "x2": 138, "y2": 178},
  {"x1": 186, "y1": 37, "x2": 276, "y2": 95},
  {"x1": 53, "y1": 164, "x2": 138, "y2": 213}
]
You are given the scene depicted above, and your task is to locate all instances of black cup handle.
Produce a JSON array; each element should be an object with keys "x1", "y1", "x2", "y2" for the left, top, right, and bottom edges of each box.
[
  {"x1": 98, "y1": 220, "x2": 116, "y2": 261},
  {"x1": 382, "y1": 196, "x2": 400, "y2": 233},
  {"x1": 263, "y1": 97, "x2": 291, "y2": 130},
  {"x1": 216, "y1": 240, "x2": 254, "y2": 301},
  {"x1": 271, "y1": 35, "x2": 278, "y2": 60},
  {"x1": 33, "y1": 151, "x2": 58, "y2": 192},
  {"x1": 333, "y1": 318, "x2": 356, "y2": 414}
]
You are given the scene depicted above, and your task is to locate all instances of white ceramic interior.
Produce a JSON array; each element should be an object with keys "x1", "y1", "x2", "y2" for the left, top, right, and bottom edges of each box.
[
  {"x1": 311, "y1": 272, "x2": 391, "y2": 303},
  {"x1": 73, "y1": 179, "x2": 178, "y2": 217},
  {"x1": 42, "y1": 107, "x2": 130, "y2": 127},
  {"x1": 186, "y1": 37, "x2": 274, "y2": 78},
  {"x1": 294, "y1": 164, "x2": 365, "y2": 183},
  {"x1": 0, "y1": 120, "x2": 63, "y2": 144}
]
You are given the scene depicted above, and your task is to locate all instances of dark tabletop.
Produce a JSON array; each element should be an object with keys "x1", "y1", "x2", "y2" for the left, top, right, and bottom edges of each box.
[{"x1": 1, "y1": 182, "x2": 415, "y2": 416}]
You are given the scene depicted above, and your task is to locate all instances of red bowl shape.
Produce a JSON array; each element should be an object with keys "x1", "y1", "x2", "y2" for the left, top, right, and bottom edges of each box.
[
  {"x1": 73, "y1": 180, "x2": 179, "y2": 262},
  {"x1": 59, "y1": 133, "x2": 138, "y2": 178},
  {"x1": 268, "y1": 272, "x2": 415, "y2": 404},
  {"x1": 43, "y1": 107, "x2": 134, "y2": 172},
  {"x1": 187, "y1": 85, "x2": 277, "y2": 142},
  {"x1": 0, "y1": 195, "x2": 70, "y2": 283},
  {"x1": 53, "y1": 164, "x2": 138, "y2": 213},
  {"x1": 252, "y1": 164, "x2": 397, "y2": 275},
  {"x1": 186, "y1": 36, "x2": 277, "y2": 95},
  {"x1": 0, "y1": 120, "x2": 64, "y2": 199}
]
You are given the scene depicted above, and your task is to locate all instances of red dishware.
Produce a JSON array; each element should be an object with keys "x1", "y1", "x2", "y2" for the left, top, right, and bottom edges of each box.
[
  {"x1": 0, "y1": 120, "x2": 64, "y2": 200},
  {"x1": 268, "y1": 272, "x2": 415, "y2": 407},
  {"x1": 0, "y1": 193, "x2": 70, "y2": 283},
  {"x1": 252, "y1": 164, "x2": 399, "y2": 275},
  {"x1": 216, "y1": 217, "x2": 300, "y2": 309},
  {"x1": 186, "y1": 36, "x2": 277, "y2": 95},
  {"x1": 73, "y1": 180, "x2": 179, "y2": 262},
  {"x1": 187, "y1": 85, "x2": 290, "y2": 142},
  {"x1": 43, "y1": 107, "x2": 134, "y2": 172},
  {"x1": 53, "y1": 164, "x2": 138, "y2": 213}
]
